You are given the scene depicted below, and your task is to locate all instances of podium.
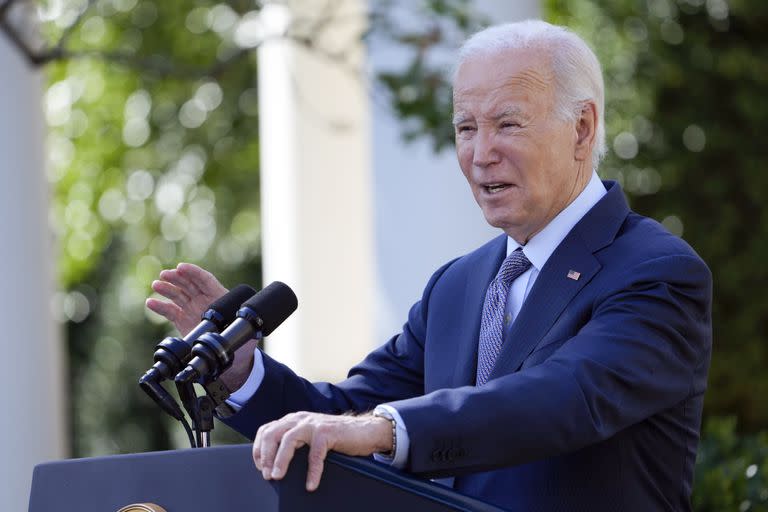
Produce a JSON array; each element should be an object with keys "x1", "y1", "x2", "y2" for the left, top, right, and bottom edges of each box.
[{"x1": 29, "y1": 444, "x2": 505, "y2": 511}]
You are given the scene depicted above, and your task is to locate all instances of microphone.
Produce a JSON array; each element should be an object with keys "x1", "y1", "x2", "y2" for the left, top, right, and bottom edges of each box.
[
  {"x1": 139, "y1": 284, "x2": 256, "y2": 419},
  {"x1": 175, "y1": 281, "x2": 297, "y2": 385}
]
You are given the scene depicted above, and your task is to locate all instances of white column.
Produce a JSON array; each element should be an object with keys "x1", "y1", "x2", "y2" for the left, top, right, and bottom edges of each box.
[
  {"x1": 0, "y1": 27, "x2": 66, "y2": 512},
  {"x1": 369, "y1": 0, "x2": 542, "y2": 340},
  {"x1": 259, "y1": 0, "x2": 540, "y2": 379},
  {"x1": 259, "y1": 0, "x2": 374, "y2": 381}
]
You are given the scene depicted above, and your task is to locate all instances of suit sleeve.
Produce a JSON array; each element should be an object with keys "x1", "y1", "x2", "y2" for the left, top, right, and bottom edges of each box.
[
  {"x1": 388, "y1": 253, "x2": 712, "y2": 476},
  {"x1": 221, "y1": 259, "x2": 458, "y2": 440}
]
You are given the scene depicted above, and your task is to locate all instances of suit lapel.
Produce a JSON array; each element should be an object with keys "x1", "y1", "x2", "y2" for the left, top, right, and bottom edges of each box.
[
  {"x1": 488, "y1": 180, "x2": 630, "y2": 378},
  {"x1": 451, "y1": 235, "x2": 507, "y2": 387},
  {"x1": 489, "y1": 234, "x2": 600, "y2": 378}
]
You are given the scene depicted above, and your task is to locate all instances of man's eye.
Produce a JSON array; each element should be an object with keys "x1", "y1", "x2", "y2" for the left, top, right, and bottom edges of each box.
[
  {"x1": 457, "y1": 126, "x2": 476, "y2": 133},
  {"x1": 501, "y1": 121, "x2": 520, "y2": 129}
]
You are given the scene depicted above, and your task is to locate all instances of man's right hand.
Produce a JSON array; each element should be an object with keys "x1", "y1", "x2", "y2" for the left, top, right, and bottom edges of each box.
[{"x1": 145, "y1": 263, "x2": 228, "y2": 336}]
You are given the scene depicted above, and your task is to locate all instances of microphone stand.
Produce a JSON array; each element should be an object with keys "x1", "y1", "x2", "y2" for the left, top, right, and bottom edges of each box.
[
  {"x1": 174, "y1": 331, "x2": 267, "y2": 446},
  {"x1": 175, "y1": 379, "x2": 203, "y2": 448},
  {"x1": 201, "y1": 378, "x2": 236, "y2": 419},
  {"x1": 175, "y1": 327, "x2": 278, "y2": 447},
  {"x1": 195, "y1": 394, "x2": 215, "y2": 448},
  {"x1": 175, "y1": 374, "x2": 236, "y2": 448}
]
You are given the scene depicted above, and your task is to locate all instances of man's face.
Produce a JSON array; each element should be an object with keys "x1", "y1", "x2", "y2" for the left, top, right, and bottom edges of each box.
[{"x1": 453, "y1": 48, "x2": 587, "y2": 244}]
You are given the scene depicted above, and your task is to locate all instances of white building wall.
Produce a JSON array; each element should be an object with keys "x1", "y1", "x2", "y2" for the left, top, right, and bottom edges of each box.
[
  {"x1": 259, "y1": 0, "x2": 375, "y2": 381},
  {"x1": 369, "y1": 0, "x2": 542, "y2": 341},
  {"x1": 0, "y1": 31, "x2": 66, "y2": 512},
  {"x1": 260, "y1": 0, "x2": 540, "y2": 377}
]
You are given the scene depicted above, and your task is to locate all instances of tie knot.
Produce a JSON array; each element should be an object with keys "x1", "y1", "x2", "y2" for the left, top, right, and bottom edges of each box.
[{"x1": 497, "y1": 249, "x2": 532, "y2": 285}]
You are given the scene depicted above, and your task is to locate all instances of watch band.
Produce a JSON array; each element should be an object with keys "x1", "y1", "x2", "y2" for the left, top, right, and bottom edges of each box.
[{"x1": 373, "y1": 408, "x2": 397, "y2": 459}]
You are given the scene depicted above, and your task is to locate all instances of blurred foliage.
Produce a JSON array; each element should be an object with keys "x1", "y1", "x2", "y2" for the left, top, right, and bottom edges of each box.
[
  {"x1": 694, "y1": 417, "x2": 768, "y2": 511},
  {"x1": 43, "y1": 0, "x2": 264, "y2": 453},
  {"x1": 545, "y1": 0, "x2": 768, "y2": 430},
  {"x1": 17, "y1": 0, "x2": 484, "y2": 456},
  {"x1": 373, "y1": 0, "x2": 487, "y2": 148}
]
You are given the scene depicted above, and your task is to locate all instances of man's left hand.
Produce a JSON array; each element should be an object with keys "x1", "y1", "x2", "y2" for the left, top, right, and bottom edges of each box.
[{"x1": 252, "y1": 411, "x2": 393, "y2": 491}]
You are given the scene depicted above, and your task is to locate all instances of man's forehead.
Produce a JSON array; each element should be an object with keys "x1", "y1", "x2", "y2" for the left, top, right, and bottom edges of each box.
[
  {"x1": 453, "y1": 49, "x2": 554, "y2": 100},
  {"x1": 455, "y1": 48, "x2": 553, "y2": 83}
]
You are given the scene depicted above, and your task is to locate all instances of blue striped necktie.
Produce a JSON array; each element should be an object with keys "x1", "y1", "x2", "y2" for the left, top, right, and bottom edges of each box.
[{"x1": 476, "y1": 248, "x2": 532, "y2": 385}]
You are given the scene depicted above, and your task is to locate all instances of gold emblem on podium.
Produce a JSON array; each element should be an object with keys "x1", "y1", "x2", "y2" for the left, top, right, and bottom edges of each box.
[{"x1": 116, "y1": 504, "x2": 168, "y2": 512}]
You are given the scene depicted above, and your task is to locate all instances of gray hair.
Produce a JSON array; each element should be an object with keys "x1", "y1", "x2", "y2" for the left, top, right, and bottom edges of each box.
[{"x1": 455, "y1": 20, "x2": 606, "y2": 170}]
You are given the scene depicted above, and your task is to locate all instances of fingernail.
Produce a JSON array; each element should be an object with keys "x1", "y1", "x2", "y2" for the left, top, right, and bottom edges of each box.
[
  {"x1": 271, "y1": 467, "x2": 280, "y2": 478},
  {"x1": 262, "y1": 468, "x2": 270, "y2": 480}
]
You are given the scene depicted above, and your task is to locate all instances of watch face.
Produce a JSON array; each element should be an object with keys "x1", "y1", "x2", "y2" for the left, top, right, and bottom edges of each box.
[{"x1": 116, "y1": 504, "x2": 168, "y2": 512}]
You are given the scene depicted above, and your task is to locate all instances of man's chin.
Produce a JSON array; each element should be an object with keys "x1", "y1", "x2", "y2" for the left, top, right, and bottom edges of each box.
[
  {"x1": 480, "y1": 214, "x2": 531, "y2": 243},
  {"x1": 481, "y1": 212, "x2": 518, "y2": 230}
]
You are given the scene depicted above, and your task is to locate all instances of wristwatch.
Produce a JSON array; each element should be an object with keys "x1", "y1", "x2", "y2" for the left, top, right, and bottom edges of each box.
[{"x1": 373, "y1": 407, "x2": 397, "y2": 459}]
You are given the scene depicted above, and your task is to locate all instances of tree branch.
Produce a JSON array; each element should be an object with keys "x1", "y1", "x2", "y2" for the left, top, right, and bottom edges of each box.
[
  {"x1": 56, "y1": 46, "x2": 252, "y2": 80},
  {"x1": 0, "y1": 1, "x2": 49, "y2": 66},
  {"x1": 0, "y1": 0, "x2": 421, "y2": 85},
  {"x1": 0, "y1": 0, "x2": 253, "y2": 77},
  {"x1": 54, "y1": 0, "x2": 96, "y2": 53},
  {"x1": 0, "y1": 0, "x2": 19, "y2": 18}
]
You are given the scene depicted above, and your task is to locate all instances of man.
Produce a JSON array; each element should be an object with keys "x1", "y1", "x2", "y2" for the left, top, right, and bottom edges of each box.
[{"x1": 147, "y1": 21, "x2": 711, "y2": 511}]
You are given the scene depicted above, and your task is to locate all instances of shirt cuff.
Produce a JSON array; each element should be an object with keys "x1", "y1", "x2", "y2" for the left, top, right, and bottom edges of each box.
[
  {"x1": 225, "y1": 347, "x2": 265, "y2": 411},
  {"x1": 372, "y1": 404, "x2": 410, "y2": 469}
]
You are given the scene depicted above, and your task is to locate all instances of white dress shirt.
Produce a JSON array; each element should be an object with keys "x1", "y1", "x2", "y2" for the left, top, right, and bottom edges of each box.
[{"x1": 229, "y1": 171, "x2": 607, "y2": 469}]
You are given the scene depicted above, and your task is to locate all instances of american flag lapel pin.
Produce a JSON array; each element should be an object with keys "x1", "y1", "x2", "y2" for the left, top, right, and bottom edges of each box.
[{"x1": 567, "y1": 270, "x2": 581, "y2": 281}]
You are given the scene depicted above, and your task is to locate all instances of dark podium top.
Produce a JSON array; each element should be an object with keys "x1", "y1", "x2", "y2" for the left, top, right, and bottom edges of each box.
[{"x1": 29, "y1": 444, "x2": 506, "y2": 511}]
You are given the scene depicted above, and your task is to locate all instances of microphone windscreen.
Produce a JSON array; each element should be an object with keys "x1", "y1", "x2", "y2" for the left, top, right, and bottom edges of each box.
[
  {"x1": 206, "y1": 284, "x2": 257, "y2": 327},
  {"x1": 243, "y1": 281, "x2": 298, "y2": 336}
]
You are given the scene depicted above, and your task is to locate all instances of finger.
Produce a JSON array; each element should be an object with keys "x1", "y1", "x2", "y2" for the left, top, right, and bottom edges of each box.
[
  {"x1": 271, "y1": 426, "x2": 308, "y2": 480},
  {"x1": 253, "y1": 420, "x2": 274, "y2": 471},
  {"x1": 259, "y1": 422, "x2": 296, "y2": 480},
  {"x1": 305, "y1": 441, "x2": 328, "y2": 492},
  {"x1": 145, "y1": 298, "x2": 181, "y2": 323},
  {"x1": 253, "y1": 430, "x2": 263, "y2": 471},
  {"x1": 151, "y1": 280, "x2": 191, "y2": 306},
  {"x1": 177, "y1": 262, "x2": 227, "y2": 297},
  {"x1": 159, "y1": 268, "x2": 198, "y2": 296}
]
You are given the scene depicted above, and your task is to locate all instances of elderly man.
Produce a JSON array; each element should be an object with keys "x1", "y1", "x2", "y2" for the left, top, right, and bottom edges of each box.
[{"x1": 148, "y1": 20, "x2": 711, "y2": 511}]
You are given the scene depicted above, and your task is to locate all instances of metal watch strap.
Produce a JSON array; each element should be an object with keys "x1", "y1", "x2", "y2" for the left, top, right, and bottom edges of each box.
[{"x1": 373, "y1": 409, "x2": 397, "y2": 458}]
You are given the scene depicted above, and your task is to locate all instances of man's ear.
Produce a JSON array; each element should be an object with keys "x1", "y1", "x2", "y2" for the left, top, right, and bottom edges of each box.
[{"x1": 574, "y1": 101, "x2": 597, "y2": 162}]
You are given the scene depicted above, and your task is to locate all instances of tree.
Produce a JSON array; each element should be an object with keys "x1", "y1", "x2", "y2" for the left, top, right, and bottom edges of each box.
[
  {"x1": 546, "y1": 0, "x2": 768, "y2": 431},
  {"x1": 1, "y1": 0, "x2": 485, "y2": 455}
]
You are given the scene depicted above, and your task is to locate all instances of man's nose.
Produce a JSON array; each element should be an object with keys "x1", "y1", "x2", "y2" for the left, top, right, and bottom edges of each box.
[{"x1": 472, "y1": 129, "x2": 501, "y2": 168}]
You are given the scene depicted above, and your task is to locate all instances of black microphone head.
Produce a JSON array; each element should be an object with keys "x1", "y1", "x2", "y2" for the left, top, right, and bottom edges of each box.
[
  {"x1": 241, "y1": 281, "x2": 298, "y2": 337},
  {"x1": 203, "y1": 284, "x2": 257, "y2": 328}
]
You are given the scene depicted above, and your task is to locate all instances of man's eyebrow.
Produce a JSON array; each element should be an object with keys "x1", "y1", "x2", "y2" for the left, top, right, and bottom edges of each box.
[
  {"x1": 452, "y1": 112, "x2": 471, "y2": 125},
  {"x1": 491, "y1": 107, "x2": 525, "y2": 120},
  {"x1": 452, "y1": 107, "x2": 526, "y2": 125}
]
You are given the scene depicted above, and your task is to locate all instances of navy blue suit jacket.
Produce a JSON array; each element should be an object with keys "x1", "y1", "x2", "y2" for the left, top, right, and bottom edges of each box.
[{"x1": 225, "y1": 182, "x2": 712, "y2": 511}]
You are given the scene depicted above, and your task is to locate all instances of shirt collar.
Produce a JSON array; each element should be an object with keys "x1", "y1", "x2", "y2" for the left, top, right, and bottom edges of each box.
[{"x1": 506, "y1": 170, "x2": 607, "y2": 270}]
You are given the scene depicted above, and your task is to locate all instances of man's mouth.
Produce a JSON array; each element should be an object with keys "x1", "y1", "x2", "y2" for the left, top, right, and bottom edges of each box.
[{"x1": 483, "y1": 183, "x2": 512, "y2": 194}]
